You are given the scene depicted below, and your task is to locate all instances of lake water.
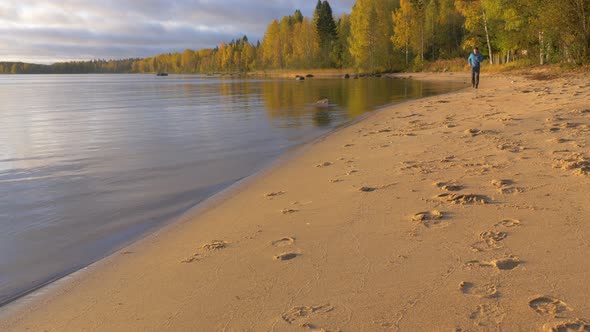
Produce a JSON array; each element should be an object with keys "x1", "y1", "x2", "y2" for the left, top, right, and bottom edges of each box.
[{"x1": 0, "y1": 74, "x2": 464, "y2": 305}]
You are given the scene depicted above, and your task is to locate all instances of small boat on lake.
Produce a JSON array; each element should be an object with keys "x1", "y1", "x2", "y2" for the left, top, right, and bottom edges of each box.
[{"x1": 156, "y1": 72, "x2": 168, "y2": 76}]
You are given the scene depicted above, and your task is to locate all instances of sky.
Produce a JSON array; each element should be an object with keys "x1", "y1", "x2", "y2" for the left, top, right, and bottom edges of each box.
[{"x1": 0, "y1": 0, "x2": 356, "y2": 64}]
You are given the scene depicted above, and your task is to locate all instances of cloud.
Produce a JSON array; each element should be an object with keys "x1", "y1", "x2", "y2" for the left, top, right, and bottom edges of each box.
[{"x1": 0, "y1": 0, "x2": 356, "y2": 64}]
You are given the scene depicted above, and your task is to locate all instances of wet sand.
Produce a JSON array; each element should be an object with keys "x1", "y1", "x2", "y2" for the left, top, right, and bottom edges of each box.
[{"x1": 3, "y1": 72, "x2": 590, "y2": 331}]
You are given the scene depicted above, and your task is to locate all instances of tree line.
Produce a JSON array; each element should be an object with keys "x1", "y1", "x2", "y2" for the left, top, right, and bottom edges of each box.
[
  {"x1": 2, "y1": 0, "x2": 589, "y2": 74},
  {"x1": 0, "y1": 59, "x2": 139, "y2": 74}
]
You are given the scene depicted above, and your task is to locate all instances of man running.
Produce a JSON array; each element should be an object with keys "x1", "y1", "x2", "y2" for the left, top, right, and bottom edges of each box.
[{"x1": 468, "y1": 47, "x2": 484, "y2": 89}]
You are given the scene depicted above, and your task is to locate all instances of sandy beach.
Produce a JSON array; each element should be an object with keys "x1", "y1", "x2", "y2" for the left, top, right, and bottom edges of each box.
[{"x1": 3, "y1": 72, "x2": 590, "y2": 331}]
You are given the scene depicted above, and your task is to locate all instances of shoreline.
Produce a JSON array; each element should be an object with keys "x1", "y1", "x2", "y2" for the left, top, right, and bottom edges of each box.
[
  {"x1": 4, "y1": 72, "x2": 590, "y2": 331},
  {"x1": 0, "y1": 74, "x2": 464, "y2": 311},
  {"x1": 0, "y1": 73, "x2": 468, "y2": 312},
  {"x1": 0, "y1": 74, "x2": 468, "y2": 316}
]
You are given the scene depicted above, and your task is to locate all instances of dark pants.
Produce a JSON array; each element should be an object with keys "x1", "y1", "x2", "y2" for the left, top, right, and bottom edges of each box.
[{"x1": 471, "y1": 67, "x2": 480, "y2": 88}]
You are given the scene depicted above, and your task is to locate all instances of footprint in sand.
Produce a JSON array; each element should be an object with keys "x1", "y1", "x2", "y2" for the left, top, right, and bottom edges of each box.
[
  {"x1": 434, "y1": 181, "x2": 463, "y2": 192},
  {"x1": 441, "y1": 155, "x2": 456, "y2": 163},
  {"x1": 529, "y1": 296, "x2": 573, "y2": 317},
  {"x1": 266, "y1": 191, "x2": 286, "y2": 198},
  {"x1": 459, "y1": 281, "x2": 498, "y2": 298},
  {"x1": 552, "y1": 154, "x2": 590, "y2": 176},
  {"x1": 492, "y1": 180, "x2": 525, "y2": 194},
  {"x1": 274, "y1": 252, "x2": 300, "y2": 261},
  {"x1": 301, "y1": 323, "x2": 328, "y2": 332},
  {"x1": 542, "y1": 318, "x2": 590, "y2": 332},
  {"x1": 498, "y1": 187, "x2": 525, "y2": 194},
  {"x1": 182, "y1": 255, "x2": 201, "y2": 263},
  {"x1": 412, "y1": 210, "x2": 448, "y2": 229},
  {"x1": 316, "y1": 162, "x2": 333, "y2": 168},
  {"x1": 281, "y1": 304, "x2": 334, "y2": 324},
  {"x1": 498, "y1": 116, "x2": 520, "y2": 124},
  {"x1": 570, "y1": 108, "x2": 590, "y2": 116},
  {"x1": 397, "y1": 113, "x2": 420, "y2": 119},
  {"x1": 491, "y1": 257, "x2": 521, "y2": 270},
  {"x1": 491, "y1": 179, "x2": 516, "y2": 189},
  {"x1": 496, "y1": 219, "x2": 521, "y2": 228},
  {"x1": 181, "y1": 240, "x2": 228, "y2": 263},
  {"x1": 548, "y1": 138, "x2": 571, "y2": 144},
  {"x1": 300, "y1": 322, "x2": 329, "y2": 331},
  {"x1": 202, "y1": 240, "x2": 228, "y2": 250},
  {"x1": 398, "y1": 132, "x2": 417, "y2": 137},
  {"x1": 480, "y1": 231, "x2": 507, "y2": 244},
  {"x1": 469, "y1": 303, "x2": 505, "y2": 327},
  {"x1": 554, "y1": 122, "x2": 582, "y2": 130},
  {"x1": 437, "y1": 193, "x2": 490, "y2": 205},
  {"x1": 272, "y1": 237, "x2": 295, "y2": 247},
  {"x1": 464, "y1": 129, "x2": 482, "y2": 137},
  {"x1": 497, "y1": 141, "x2": 526, "y2": 153},
  {"x1": 465, "y1": 257, "x2": 520, "y2": 271},
  {"x1": 471, "y1": 231, "x2": 508, "y2": 252},
  {"x1": 412, "y1": 210, "x2": 443, "y2": 221}
]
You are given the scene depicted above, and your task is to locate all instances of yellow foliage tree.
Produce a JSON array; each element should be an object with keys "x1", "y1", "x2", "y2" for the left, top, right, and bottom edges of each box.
[
  {"x1": 349, "y1": 0, "x2": 393, "y2": 72},
  {"x1": 392, "y1": 0, "x2": 416, "y2": 66},
  {"x1": 292, "y1": 18, "x2": 320, "y2": 68}
]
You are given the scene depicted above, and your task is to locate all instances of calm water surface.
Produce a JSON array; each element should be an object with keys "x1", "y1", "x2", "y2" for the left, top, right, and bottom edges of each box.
[{"x1": 0, "y1": 74, "x2": 464, "y2": 305}]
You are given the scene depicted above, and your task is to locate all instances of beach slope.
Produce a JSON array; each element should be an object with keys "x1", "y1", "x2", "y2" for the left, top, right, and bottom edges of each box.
[{"x1": 3, "y1": 73, "x2": 590, "y2": 331}]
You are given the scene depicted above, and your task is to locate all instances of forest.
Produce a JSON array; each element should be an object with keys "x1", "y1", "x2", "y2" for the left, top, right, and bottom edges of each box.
[{"x1": 2, "y1": 0, "x2": 590, "y2": 74}]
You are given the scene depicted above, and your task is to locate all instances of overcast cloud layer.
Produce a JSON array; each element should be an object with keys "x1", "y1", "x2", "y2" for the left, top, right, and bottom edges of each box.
[{"x1": 0, "y1": 0, "x2": 356, "y2": 64}]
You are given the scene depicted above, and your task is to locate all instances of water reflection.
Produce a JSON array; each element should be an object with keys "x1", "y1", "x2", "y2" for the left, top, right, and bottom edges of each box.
[
  {"x1": 260, "y1": 78, "x2": 453, "y2": 125},
  {"x1": 312, "y1": 108, "x2": 334, "y2": 127}
]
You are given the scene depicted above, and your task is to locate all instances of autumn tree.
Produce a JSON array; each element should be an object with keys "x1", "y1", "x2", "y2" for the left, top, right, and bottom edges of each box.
[
  {"x1": 181, "y1": 49, "x2": 197, "y2": 72},
  {"x1": 392, "y1": 0, "x2": 416, "y2": 66},
  {"x1": 412, "y1": 0, "x2": 427, "y2": 65},
  {"x1": 313, "y1": 1, "x2": 339, "y2": 66},
  {"x1": 293, "y1": 9, "x2": 304, "y2": 24},
  {"x1": 261, "y1": 19, "x2": 282, "y2": 68},
  {"x1": 430, "y1": 0, "x2": 464, "y2": 59},
  {"x1": 534, "y1": 0, "x2": 590, "y2": 63},
  {"x1": 242, "y1": 42, "x2": 256, "y2": 71},
  {"x1": 279, "y1": 16, "x2": 295, "y2": 67},
  {"x1": 292, "y1": 18, "x2": 320, "y2": 68},
  {"x1": 334, "y1": 14, "x2": 353, "y2": 68},
  {"x1": 349, "y1": 0, "x2": 394, "y2": 72},
  {"x1": 454, "y1": 0, "x2": 494, "y2": 63}
]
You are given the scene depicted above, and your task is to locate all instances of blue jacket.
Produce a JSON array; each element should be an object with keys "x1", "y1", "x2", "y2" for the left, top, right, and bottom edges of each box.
[{"x1": 468, "y1": 53, "x2": 484, "y2": 68}]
